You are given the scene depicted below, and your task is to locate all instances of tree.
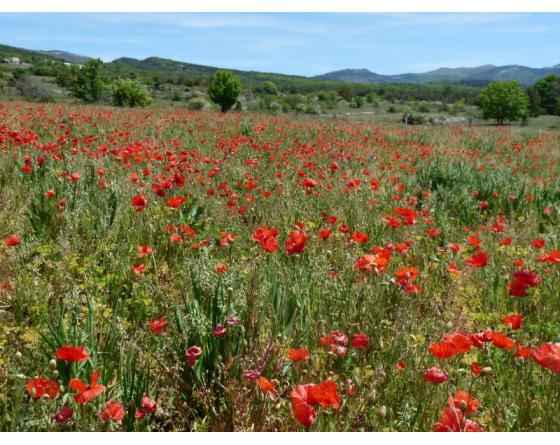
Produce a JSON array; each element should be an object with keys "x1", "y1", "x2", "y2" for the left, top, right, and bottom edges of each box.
[
  {"x1": 262, "y1": 81, "x2": 278, "y2": 96},
  {"x1": 71, "y1": 59, "x2": 105, "y2": 103},
  {"x1": 111, "y1": 78, "x2": 152, "y2": 108},
  {"x1": 479, "y1": 80, "x2": 529, "y2": 125},
  {"x1": 528, "y1": 75, "x2": 560, "y2": 116},
  {"x1": 207, "y1": 70, "x2": 241, "y2": 112}
]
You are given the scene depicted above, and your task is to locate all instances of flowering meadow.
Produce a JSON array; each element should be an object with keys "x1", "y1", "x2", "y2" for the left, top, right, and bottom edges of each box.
[{"x1": 0, "y1": 101, "x2": 559, "y2": 432}]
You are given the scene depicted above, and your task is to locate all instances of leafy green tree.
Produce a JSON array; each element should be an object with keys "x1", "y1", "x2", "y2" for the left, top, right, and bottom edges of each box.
[
  {"x1": 338, "y1": 84, "x2": 352, "y2": 101},
  {"x1": 528, "y1": 75, "x2": 560, "y2": 116},
  {"x1": 71, "y1": 59, "x2": 105, "y2": 103},
  {"x1": 262, "y1": 81, "x2": 278, "y2": 96},
  {"x1": 479, "y1": 80, "x2": 529, "y2": 125},
  {"x1": 207, "y1": 70, "x2": 241, "y2": 112},
  {"x1": 111, "y1": 78, "x2": 152, "y2": 108}
]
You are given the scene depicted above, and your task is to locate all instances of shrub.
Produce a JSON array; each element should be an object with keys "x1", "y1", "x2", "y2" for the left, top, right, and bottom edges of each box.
[
  {"x1": 111, "y1": 78, "x2": 152, "y2": 108},
  {"x1": 207, "y1": 71, "x2": 241, "y2": 112}
]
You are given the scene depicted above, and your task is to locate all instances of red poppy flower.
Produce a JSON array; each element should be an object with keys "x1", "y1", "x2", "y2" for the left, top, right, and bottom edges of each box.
[
  {"x1": 3, "y1": 235, "x2": 20, "y2": 247},
  {"x1": 69, "y1": 370, "x2": 105, "y2": 404},
  {"x1": 185, "y1": 345, "x2": 202, "y2": 366},
  {"x1": 530, "y1": 343, "x2": 560, "y2": 373},
  {"x1": 434, "y1": 406, "x2": 483, "y2": 432},
  {"x1": 288, "y1": 347, "x2": 310, "y2": 362},
  {"x1": 167, "y1": 196, "x2": 187, "y2": 209},
  {"x1": 131, "y1": 264, "x2": 145, "y2": 275},
  {"x1": 290, "y1": 385, "x2": 318, "y2": 427},
  {"x1": 424, "y1": 367, "x2": 449, "y2": 384},
  {"x1": 470, "y1": 362, "x2": 482, "y2": 377},
  {"x1": 464, "y1": 252, "x2": 488, "y2": 268},
  {"x1": 147, "y1": 317, "x2": 167, "y2": 334},
  {"x1": 99, "y1": 400, "x2": 125, "y2": 422},
  {"x1": 252, "y1": 226, "x2": 279, "y2": 253},
  {"x1": 135, "y1": 394, "x2": 156, "y2": 419},
  {"x1": 306, "y1": 380, "x2": 340, "y2": 409},
  {"x1": 351, "y1": 231, "x2": 369, "y2": 244},
  {"x1": 137, "y1": 245, "x2": 152, "y2": 257},
  {"x1": 350, "y1": 332, "x2": 369, "y2": 349},
  {"x1": 213, "y1": 324, "x2": 227, "y2": 337},
  {"x1": 318, "y1": 229, "x2": 332, "y2": 240},
  {"x1": 131, "y1": 194, "x2": 147, "y2": 212},
  {"x1": 52, "y1": 407, "x2": 73, "y2": 424},
  {"x1": 502, "y1": 314, "x2": 523, "y2": 330},
  {"x1": 531, "y1": 239, "x2": 545, "y2": 249},
  {"x1": 429, "y1": 333, "x2": 473, "y2": 359},
  {"x1": 256, "y1": 376, "x2": 279, "y2": 399},
  {"x1": 26, "y1": 378, "x2": 59, "y2": 399},
  {"x1": 285, "y1": 229, "x2": 307, "y2": 255},
  {"x1": 449, "y1": 391, "x2": 479, "y2": 414},
  {"x1": 56, "y1": 345, "x2": 89, "y2": 362}
]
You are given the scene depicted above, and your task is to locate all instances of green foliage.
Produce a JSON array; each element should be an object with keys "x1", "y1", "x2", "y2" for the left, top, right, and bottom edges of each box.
[
  {"x1": 111, "y1": 78, "x2": 152, "y2": 108},
  {"x1": 207, "y1": 70, "x2": 241, "y2": 112},
  {"x1": 528, "y1": 75, "x2": 560, "y2": 116},
  {"x1": 71, "y1": 59, "x2": 105, "y2": 103},
  {"x1": 479, "y1": 80, "x2": 529, "y2": 125},
  {"x1": 261, "y1": 80, "x2": 278, "y2": 95}
]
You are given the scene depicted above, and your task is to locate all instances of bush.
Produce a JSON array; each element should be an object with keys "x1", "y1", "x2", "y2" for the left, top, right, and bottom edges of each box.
[
  {"x1": 111, "y1": 78, "x2": 152, "y2": 108},
  {"x1": 186, "y1": 97, "x2": 211, "y2": 111},
  {"x1": 262, "y1": 81, "x2": 279, "y2": 96},
  {"x1": 16, "y1": 77, "x2": 51, "y2": 102},
  {"x1": 207, "y1": 71, "x2": 241, "y2": 112},
  {"x1": 401, "y1": 111, "x2": 426, "y2": 125}
]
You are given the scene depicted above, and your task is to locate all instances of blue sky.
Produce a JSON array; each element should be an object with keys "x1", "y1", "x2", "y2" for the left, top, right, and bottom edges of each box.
[{"x1": 0, "y1": 13, "x2": 559, "y2": 76}]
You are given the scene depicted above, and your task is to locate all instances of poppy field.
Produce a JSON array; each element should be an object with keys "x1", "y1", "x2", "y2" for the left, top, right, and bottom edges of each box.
[{"x1": 0, "y1": 101, "x2": 560, "y2": 432}]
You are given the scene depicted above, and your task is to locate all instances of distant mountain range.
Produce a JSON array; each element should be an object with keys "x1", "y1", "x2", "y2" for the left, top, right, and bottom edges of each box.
[
  {"x1": 2, "y1": 42, "x2": 559, "y2": 86},
  {"x1": 315, "y1": 64, "x2": 560, "y2": 85},
  {"x1": 38, "y1": 50, "x2": 91, "y2": 64}
]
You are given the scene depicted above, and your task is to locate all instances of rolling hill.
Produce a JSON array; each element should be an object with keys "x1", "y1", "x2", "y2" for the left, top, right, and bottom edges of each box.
[{"x1": 316, "y1": 64, "x2": 560, "y2": 85}]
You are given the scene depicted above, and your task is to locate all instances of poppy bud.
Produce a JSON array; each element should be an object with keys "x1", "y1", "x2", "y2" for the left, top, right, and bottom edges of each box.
[
  {"x1": 52, "y1": 370, "x2": 59, "y2": 378},
  {"x1": 15, "y1": 351, "x2": 22, "y2": 361},
  {"x1": 30, "y1": 387, "x2": 37, "y2": 398},
  {"x1": 49, "y1": 359, "x2": 57, "y2": 370},
  {"x1": 377, "y1": 405, "x2": 387, "y2": 418},
  {"x1": 227, "y1": 287, "x2": 234, "y2": 294},
  {"x1": 16, "y1": 374, "x2": 25, "y2": 380},
  {"x1": 481, "y1": 366, "x2": 493, "y2": 376},
  {"x1": 460, "y1": 400, "x2": 468, "y2": 412}
]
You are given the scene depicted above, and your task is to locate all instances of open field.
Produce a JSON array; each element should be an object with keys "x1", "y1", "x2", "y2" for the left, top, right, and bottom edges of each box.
[{"x1": 1, "y1": 101, "x2": 560, "y2": 431}]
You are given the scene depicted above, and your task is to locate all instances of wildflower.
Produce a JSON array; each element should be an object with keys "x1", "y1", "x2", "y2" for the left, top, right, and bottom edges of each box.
[
  {"x1": 464, "y1": 252, "x2": 488, "y2": 268},
  {"x1": 285, "y1": 229, "x2": 307, "y2": 255},
  {"x1": 256, "y1": 376, "x2": 279, "y2": 399},
  {"x1": 56, "y1": 345, "x2": 89, "y2": 362},
  {"x1": 502, "y1": 314, "x2": 523, "y2": 330},
  {"x1": 99, "y1": 401, "x2": 125, "y2": 422},
  {"x1": 27, "y1": 378, "x2": 59, "y2": 399},
  {"x1": 52, "y1": 407, "x2": 73, "y2": 424},
  {"x1": 69, "y1": 370, "x2": 105, "y2": 404},
  {"x1": 288, "y1": 347, "x2": 310, "y2": 362},
  {"x1": 530, "y1": 343, "x2": 560, "y2": 373},
  {"x1": 131, "y1": 194, "x2": 147, "y2": 212},
  {"x1": 424, "y1": 367, "x2": 449, "y2": 384},
  {"x1": 3, "y1": 235, "x2": 20, "y2": 247},
  {"x1": 135, "y1": 394, "x2": 156, "y2": 419},
  {"x1": 351, "y1": 333, "x2": 369, "y2": 349},
  {"x1": 185, "y1": 346, "x2": 202, "y2": 366},
  {"x1": 147, "y1": 317, "x2": 167, "y2": 334},
  {"x1": 213, "y1": 324, "x2": 227, "y2": 337},
  {"x1": 252, "y1": 226, "x2": 279, "y2": 253}
]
